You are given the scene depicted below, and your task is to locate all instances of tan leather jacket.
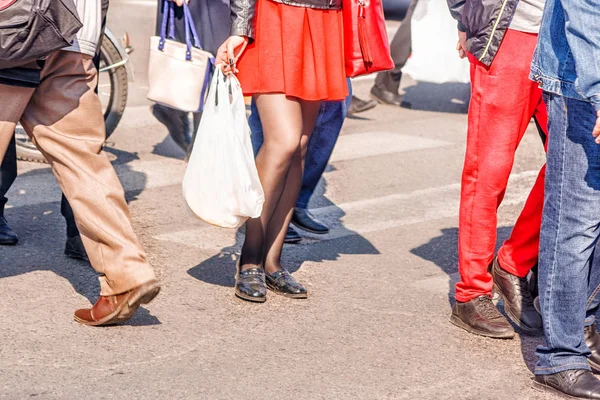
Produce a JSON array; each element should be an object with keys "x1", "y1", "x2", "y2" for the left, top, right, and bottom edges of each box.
[{"x1": 231, "y1": 0, "x2": 342, "y2": 39}]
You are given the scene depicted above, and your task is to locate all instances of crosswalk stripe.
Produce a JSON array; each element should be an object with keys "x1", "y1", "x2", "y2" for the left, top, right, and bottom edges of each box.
[
  {"x1": 152, "y1": 169, "x2": 541, "y2": 252},
  {"x1": 330, "y1": 132, "x2": 449, "y2": 162},
  {"x1": 7, "y1": 131, "x2": 450, "y2": 209}
]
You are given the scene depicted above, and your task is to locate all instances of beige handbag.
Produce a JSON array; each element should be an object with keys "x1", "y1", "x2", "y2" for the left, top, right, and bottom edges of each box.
[{"x1": 147, "y1": 1, "x2": 214, "y2": 112}]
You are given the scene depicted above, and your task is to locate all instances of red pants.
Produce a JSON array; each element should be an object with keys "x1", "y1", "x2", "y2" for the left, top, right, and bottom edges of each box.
[{"x1": 455, "y1": 29, "x2": 548, "y2": 303}]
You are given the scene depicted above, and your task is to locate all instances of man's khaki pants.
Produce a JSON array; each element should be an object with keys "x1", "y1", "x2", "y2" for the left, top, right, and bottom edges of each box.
[{"x1": 0, "y1": 50, "x2": 156, "y2": 296}]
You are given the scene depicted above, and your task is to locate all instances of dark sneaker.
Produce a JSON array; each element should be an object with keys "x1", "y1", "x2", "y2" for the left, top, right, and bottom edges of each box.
[
  {"x1": 586, "y1": 324, "x2": 600, "y2": 373},
  {"x1": 292, "y1": 207, "x2": 329, "y2": 234},
  {"x1": 348, "y1": 95, "x2": 377, "y2": 115},
  {"x1": 284, "y1": 226, "x2": 302, "y2": 244},
  {"x1": 534, "y1": 370, "x2": 600, "y2": 399},
  {"x1": 450, "y1": 296, "x2": 515, "y2": 339},
  {"x1": 492, "y1": 257, "x2": 542, "y2": 333},
  {"x1": 0, "y1": 216, "x2": 18, "y2": 245}
]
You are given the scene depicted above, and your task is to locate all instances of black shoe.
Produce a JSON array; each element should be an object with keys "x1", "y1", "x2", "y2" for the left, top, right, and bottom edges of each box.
[
  {"x1": 586, "y1": 324, "x2": 600, "y2": 373},
  {"x1": 534, "y1": 370, "x2": 600, "y2": 399},
  {"x1": 292, "y1": 207, "x2": 329, "y2": 234},
  {"x1": 284, "y1": 226, "x2": 302, "y2": 244},
  {"x1": 235, "y1": 262, "x2": 266, "y2": 303},
  {"x1": 491, "y1": 257, "x2": 542, "y2": 333},
  {"x1": 348, "y1": 95, "x2": 377, "y2": 115},
  {"x1": 450, "y1": 296, "x2": 515, "y2": 339},
  {"x1": 0, "y1": 216, "x2": 18, "y2": 245},
  {"x1": 151, "y1": 104, "x2": 191, "y2": 152},
  {"x1": 265, "y1": 269, "x2": 307, "y2": 299},
  {"x1": 65, "y1": 235, "x2": 89, "y2": 261},
  {"x1": 370, "y1": 85, "x2": 409, "y2": 107}
]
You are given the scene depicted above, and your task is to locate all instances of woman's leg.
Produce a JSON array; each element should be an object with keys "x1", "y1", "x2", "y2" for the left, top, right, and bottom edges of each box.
[
  {"x1": 263, "y1": 100, "x2": 322, "y2": 274},
  {"x1": 240, "y1": 94, "x2": 304, "y2": 270}
]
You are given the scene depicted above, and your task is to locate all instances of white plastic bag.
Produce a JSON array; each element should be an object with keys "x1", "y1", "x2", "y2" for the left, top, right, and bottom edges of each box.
[
  {"x1": 182, "y1": 68, "x2": 264, "y2": 228},
  {"x1": 402, "y1": 0, "x2": 470, "y2": 84}
]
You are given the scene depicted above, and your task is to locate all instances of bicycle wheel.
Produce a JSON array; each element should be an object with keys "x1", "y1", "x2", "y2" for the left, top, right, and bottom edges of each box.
[
  {"x1": 98, "y1": 32, "x2": 128, "y2": 138},
  {"x1": 16, "y1": 33, "x2": 128, "y2": 163}
]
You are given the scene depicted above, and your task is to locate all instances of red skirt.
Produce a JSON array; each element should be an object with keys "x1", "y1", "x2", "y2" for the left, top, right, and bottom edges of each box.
[{"x1": 236, "y1": 0, "x2": 348, "y2": 101}]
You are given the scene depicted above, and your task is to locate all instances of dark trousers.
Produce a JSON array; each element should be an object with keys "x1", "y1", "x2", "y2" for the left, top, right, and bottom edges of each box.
[
  {"x1": 0, "y1": 135, "x2": 16, "y2": 218},
  {"x1": 374, "y1": 0, "x2": 419, "y2": 92}
]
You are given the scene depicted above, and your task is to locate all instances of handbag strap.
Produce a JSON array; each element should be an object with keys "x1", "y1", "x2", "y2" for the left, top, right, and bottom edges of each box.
[
  {"x1": 183, "y1": 3, "x2": 202, "y2": 49},
  {"x1": 159, "y1": 0, "x2": 176, "y2": 51}
]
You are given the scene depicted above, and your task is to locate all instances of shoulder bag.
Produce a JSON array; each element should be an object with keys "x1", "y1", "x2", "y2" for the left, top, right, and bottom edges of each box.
[
  {"x1": 0, "y1": 0, "x2": 82, "y2": 69},
  {"x1": 343, "y1": 0, "x2": 394, "y2": 78},
  {"x1": 147, "y1": 0, "x2": 215, "y2": 113}
]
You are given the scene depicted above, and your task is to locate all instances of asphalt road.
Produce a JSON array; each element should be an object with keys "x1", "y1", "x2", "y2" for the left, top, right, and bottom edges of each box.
[{"x1": 1, "y1": 2, "x2": 561, "y2": 399}]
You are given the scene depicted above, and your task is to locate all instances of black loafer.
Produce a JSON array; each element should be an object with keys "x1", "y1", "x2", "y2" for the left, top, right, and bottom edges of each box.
[
  {"x1": 266, "y1": 269, "x2": 307, "y2": 299},
  {"x1": 284, "y1": 226, "x2": 302, "y2": 244},
  {"x1": 534, "y1": 370, "x2": 600, "y2": 399},
  {"x1": 0, "y1": 216, "x2": 18, "y2": 246},
  {"x1": 235, "y1": 263, "x2": 266, "y2": 303},
  {"x1": 65, "y1": 235, "x2": 89, "y2": 261},
  {"x1": 292, "y1": 207, "x2": 329, "y2": 234}
]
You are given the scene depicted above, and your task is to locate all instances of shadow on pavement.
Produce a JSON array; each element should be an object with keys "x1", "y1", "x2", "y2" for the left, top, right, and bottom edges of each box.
[
  {"x1": 403, "y1": 81, "x2": 470, "y2": 114},
  {"x1": 410, "y1": 225, "x2": 545, "y2": 373},
  {"x1": 410, "y1": 226, "x2": 514, "y2": 307},
  {"x1": 2, "y1": 154, "x2": 159, "y2": 327},
  {"x1": 187, "y1": 180, "x2": 380, "y2": 288}
]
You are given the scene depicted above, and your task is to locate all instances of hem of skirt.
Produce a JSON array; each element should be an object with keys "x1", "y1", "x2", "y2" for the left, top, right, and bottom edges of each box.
[{"x1": 243, "y1": 90, "x2": 348, "y2": 102}]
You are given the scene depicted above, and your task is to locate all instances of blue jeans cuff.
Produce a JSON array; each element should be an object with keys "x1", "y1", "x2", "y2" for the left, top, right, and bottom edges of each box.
[{"x1": 535, "y1": 356, "x2": 591, "y2": 375}]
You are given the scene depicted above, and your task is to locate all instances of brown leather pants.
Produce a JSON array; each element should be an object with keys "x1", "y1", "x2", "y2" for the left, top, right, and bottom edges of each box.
[{"x1": 0, "y1": 50, "x2": 156, "y2": 296}]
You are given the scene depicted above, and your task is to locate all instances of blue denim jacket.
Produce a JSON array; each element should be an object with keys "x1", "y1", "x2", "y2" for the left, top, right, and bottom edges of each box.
[{"x1": 530, "y1": 0, "x2": 600, "y2": 111}]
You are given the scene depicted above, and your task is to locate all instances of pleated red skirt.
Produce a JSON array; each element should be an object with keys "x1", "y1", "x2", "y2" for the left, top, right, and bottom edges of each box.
[{"x1": 236, "y1": 0, "x2": 348, "y2": 101}]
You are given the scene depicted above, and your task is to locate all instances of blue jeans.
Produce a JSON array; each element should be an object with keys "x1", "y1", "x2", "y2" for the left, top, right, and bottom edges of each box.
[
  {"x1": 249, "y1": 81, "x2": 352, "y2": 209},
  {"x1": 535, "y1": 93, "x2": 600, "y2": 375}
]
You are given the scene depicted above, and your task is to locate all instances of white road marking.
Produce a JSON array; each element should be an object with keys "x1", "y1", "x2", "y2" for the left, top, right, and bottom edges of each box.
[
  {"x1": 330, "y1": 132, "x2": 450, "y2": 162},
  {"x1": 153, "y1": 169, "x2": 541, "y2": 251},
  {"x1": 7, "y1": 132, "x2": 450, "y2": 209}
]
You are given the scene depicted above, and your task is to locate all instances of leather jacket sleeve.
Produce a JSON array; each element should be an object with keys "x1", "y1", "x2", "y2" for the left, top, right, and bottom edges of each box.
[
  {"x1": 446, "y1": 0, "x2": 467, "y2": 32},
  {"x1": 230, "y1": 0, "x2": 257, "y2": 40}
]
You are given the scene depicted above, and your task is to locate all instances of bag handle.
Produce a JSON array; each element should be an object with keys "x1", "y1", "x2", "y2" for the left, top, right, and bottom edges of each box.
[
  {"x1": 158, "y1": 1, "x2": 205, "y2": 60},
  {"x1": 183, "y1": 3, "x2": 202, "y2": 50},
  {"x1": 159, "y1": 0, "x2": 176, "y2": 51}
]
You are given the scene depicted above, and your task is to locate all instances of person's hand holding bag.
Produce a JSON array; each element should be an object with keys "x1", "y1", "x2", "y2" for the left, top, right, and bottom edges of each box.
[
  {"x1": 216, "y1": 36, "x2": 249, "y2": 75},
  {"x1": 171, "y1": 0, "x2": 189, "y2": 6}
]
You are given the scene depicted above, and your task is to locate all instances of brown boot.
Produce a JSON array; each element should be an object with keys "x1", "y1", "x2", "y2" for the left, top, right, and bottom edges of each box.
[
  {"x1": 74, "y1": 280, "x2": 160, "y2": 326},
  {"x1": 450, "y1": 295, "x2": 515, "y2": 339},
  {"x1": 491, "y1": 257, "x2": 542, "y2": 333}
]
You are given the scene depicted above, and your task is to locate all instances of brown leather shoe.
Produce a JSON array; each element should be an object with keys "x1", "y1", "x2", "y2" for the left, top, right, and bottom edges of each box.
[
  {"x1": 450, "y1": 295, "x2": 515, "y2": 339},
  {"x1": 534, "y1": 370, "x2": 600, "y2": 399},
  {"x1": 491, "y1": 257, "x2": 542, "y2": 333},
  {"x1": 74, "y1": 280, "x2": 160, "y2": 326}
]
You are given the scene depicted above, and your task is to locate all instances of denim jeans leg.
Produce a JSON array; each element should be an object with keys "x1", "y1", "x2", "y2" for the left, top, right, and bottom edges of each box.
[
  {"x1": 249, "y1": 99, "x2": 263, "y2": 157},
  {"x1": 535, "y1": 94, "x2": 600, "y2": 375},
  {"x1": 296, "y1": 79, "x2": 352, "y2": 209},
  {"x1": 585, "y1": 248, "x2": 600, "y2": 327}
]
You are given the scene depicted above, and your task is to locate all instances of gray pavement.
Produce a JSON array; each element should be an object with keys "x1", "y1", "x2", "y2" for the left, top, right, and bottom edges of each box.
[{"x1": 1, "y1": 3, "x2": 561, "y2": 399}]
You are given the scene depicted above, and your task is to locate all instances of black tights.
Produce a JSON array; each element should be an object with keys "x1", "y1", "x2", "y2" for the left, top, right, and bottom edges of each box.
[{"x1": 241, "y1": 94, "x2": 321, "y2": 274}]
